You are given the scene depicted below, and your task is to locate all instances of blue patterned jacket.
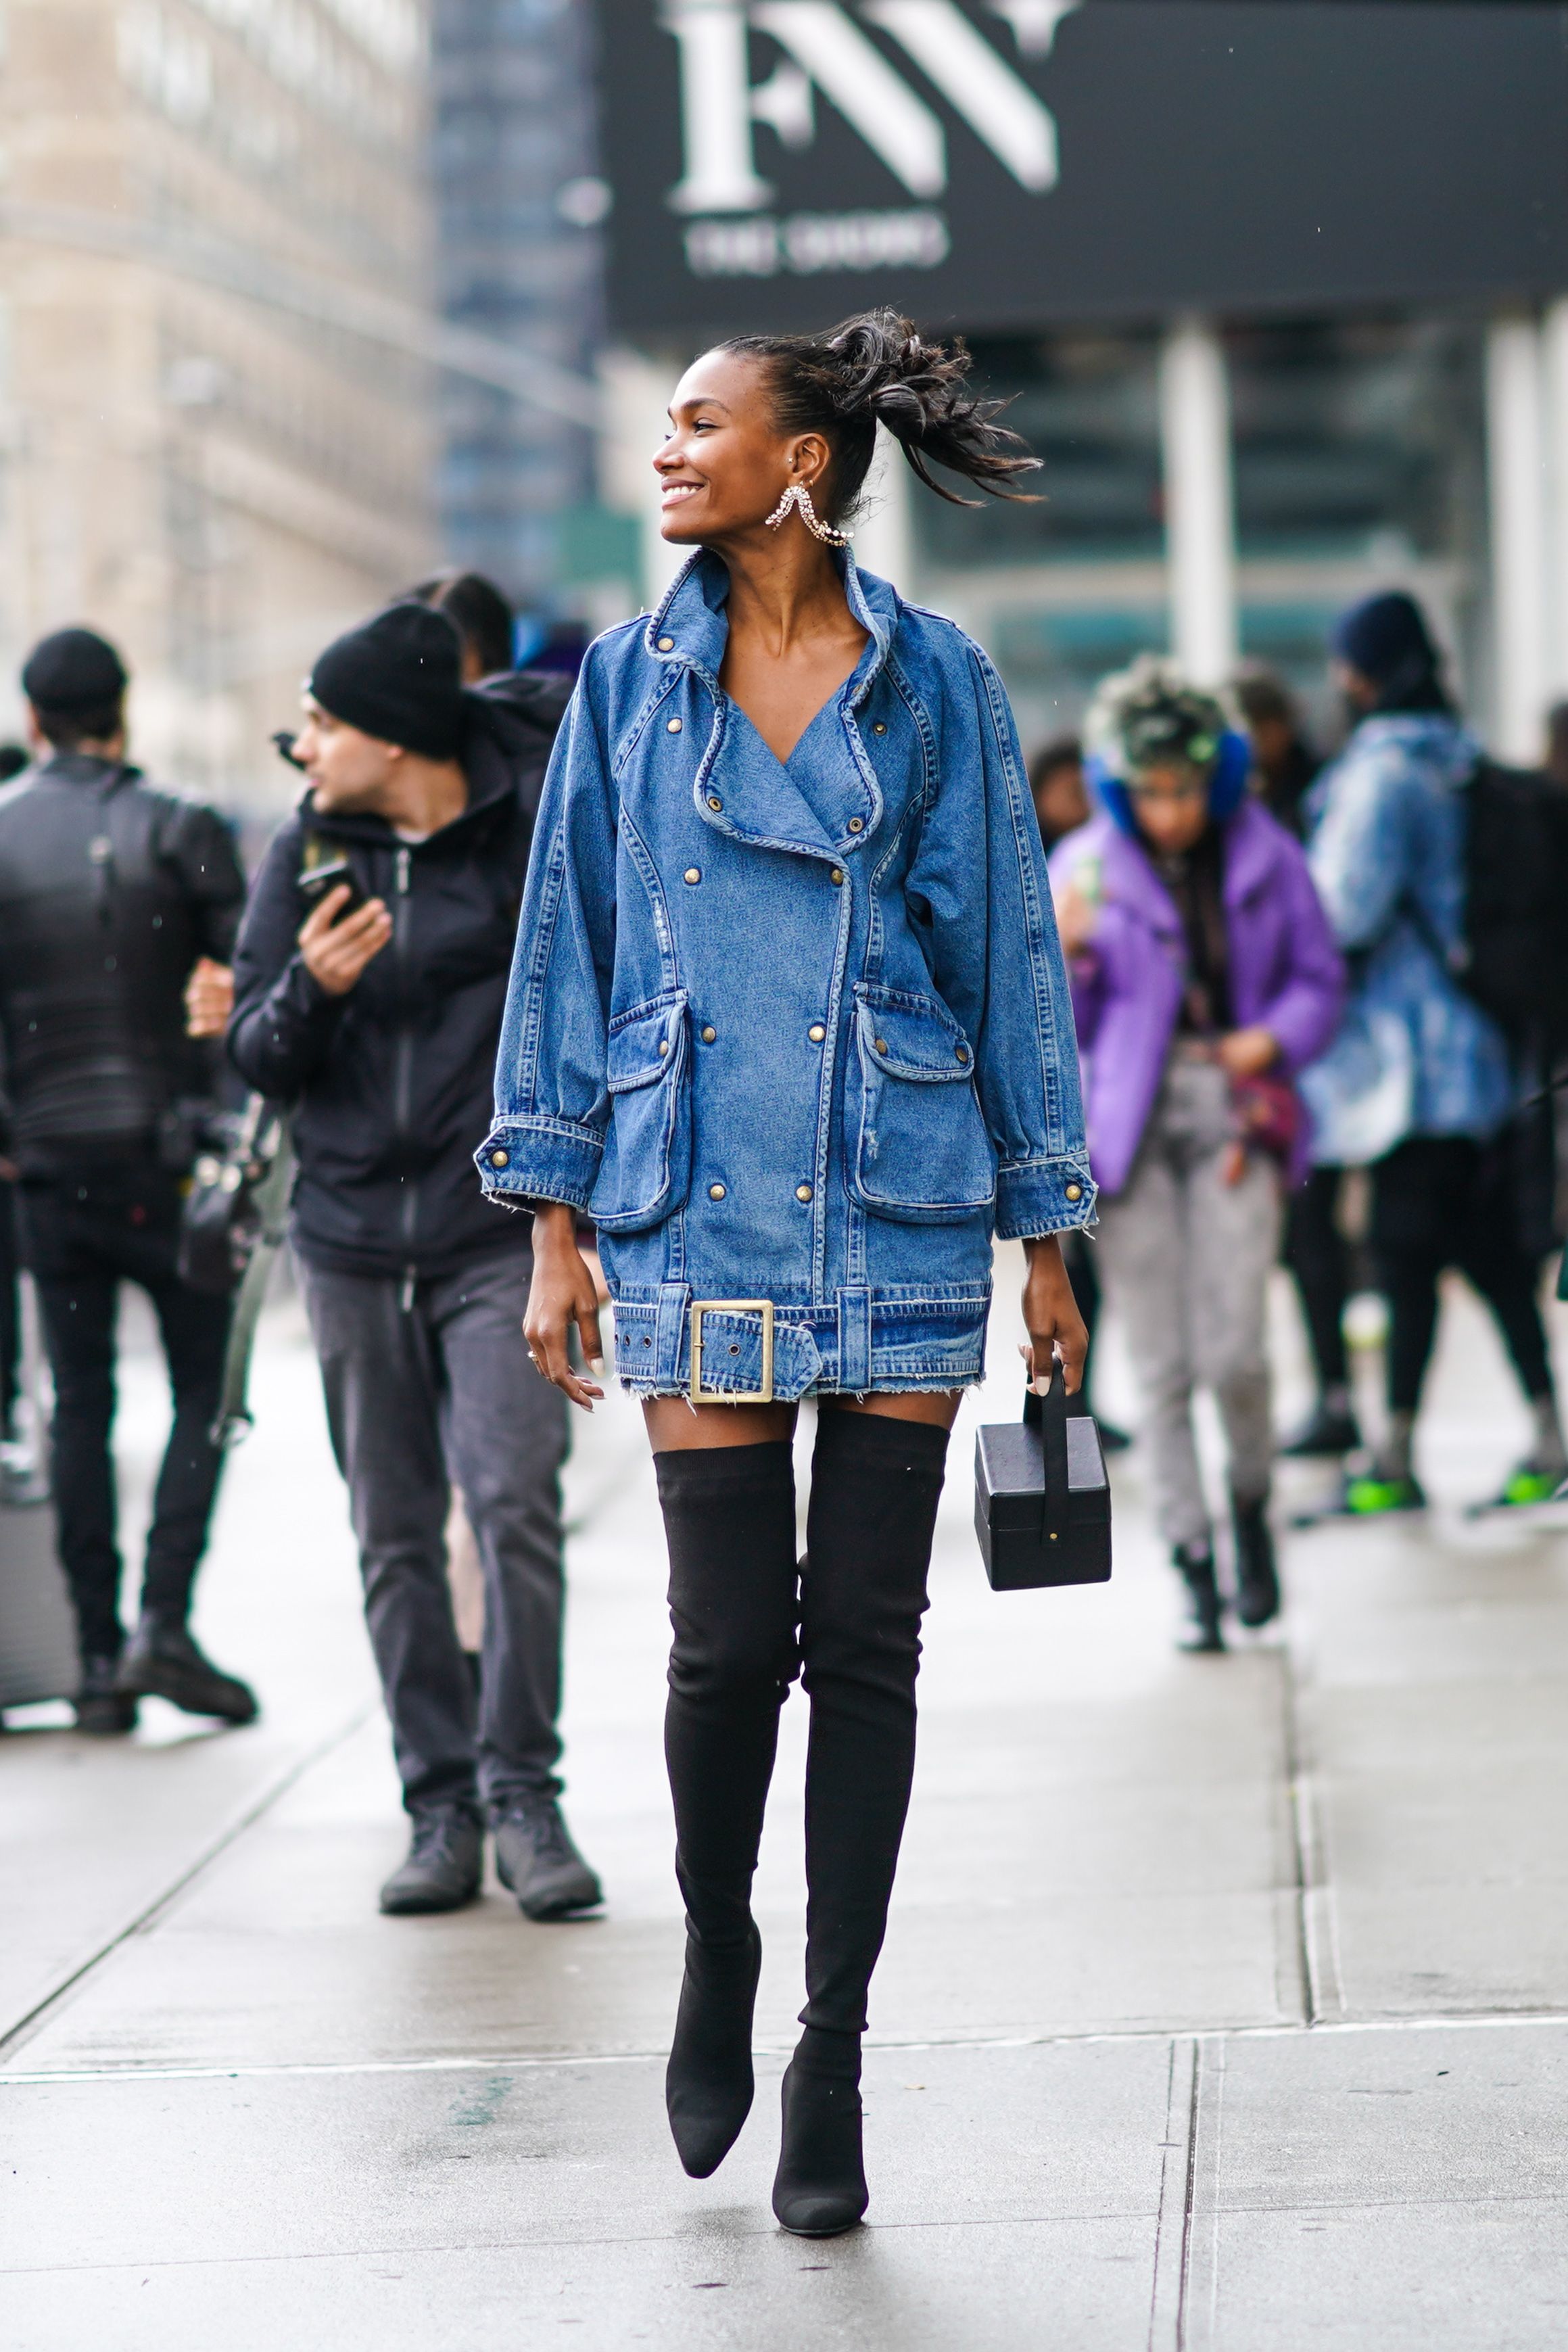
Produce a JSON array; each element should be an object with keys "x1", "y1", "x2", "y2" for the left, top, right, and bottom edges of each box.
[{"x1": 1300, "y1": 713, "x2": 1514, "y2": 1166}]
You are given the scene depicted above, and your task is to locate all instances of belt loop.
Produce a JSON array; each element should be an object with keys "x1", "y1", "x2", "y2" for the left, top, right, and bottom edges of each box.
[
  {"x1": 655, "y1": 1281, "x2": 692, "y2": 1389},
  {"x1": 837, "y1": 1284, "x2": 871, "y2": 1394}
]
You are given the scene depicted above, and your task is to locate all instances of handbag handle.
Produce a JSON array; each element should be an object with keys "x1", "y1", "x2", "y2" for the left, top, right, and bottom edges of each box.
[{"x1": 1022, "y1": 1365, "x2": 1070, "y2": 1549}]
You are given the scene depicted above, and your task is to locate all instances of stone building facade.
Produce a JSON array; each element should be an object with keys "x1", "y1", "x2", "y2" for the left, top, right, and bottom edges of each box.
[{"x1": 0, "y1": 0, "x2": 437, "y2": 818}]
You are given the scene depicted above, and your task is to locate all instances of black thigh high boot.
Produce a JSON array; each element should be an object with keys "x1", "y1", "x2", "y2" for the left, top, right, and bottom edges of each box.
[
  {"x1": 773, "y1": 1409, "x2": 949, "y2": 2236},
  {"x1": 656, "y1": 1441, "x2": 800, "y2": 2178}
]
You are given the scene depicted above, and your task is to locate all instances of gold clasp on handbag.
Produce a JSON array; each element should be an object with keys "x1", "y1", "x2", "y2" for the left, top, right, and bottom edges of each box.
[{"x1": 689, "y1": 1299, "x2": 776, "y2": 1405}]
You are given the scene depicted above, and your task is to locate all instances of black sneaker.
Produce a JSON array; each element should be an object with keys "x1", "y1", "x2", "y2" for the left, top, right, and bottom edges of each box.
[
  {"x1": 1279, "y1": 1401, "x2": 1362, "y2": 1459},
  {"x1": 115, "y1": 1616, "x2": 258, "y2": 1724},
  {"x1": 493, "y1": 1796, "x2": 602, "y2": 1920},
  {"x1": 379, "y1": 1806, "x2": 484, "y2": 1916},
  {"x1": 75, "y1": 1652, "x2": 138, "y2": 1737}
]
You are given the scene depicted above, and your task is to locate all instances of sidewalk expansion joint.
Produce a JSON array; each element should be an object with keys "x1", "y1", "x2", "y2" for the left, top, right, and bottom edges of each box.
[{"x1": 10, "y1": 2005, "x2": 1568, "y2": 2086}]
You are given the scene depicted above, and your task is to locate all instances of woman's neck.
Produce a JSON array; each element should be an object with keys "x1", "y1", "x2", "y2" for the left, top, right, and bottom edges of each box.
[{"x1": 712, "y1": 529, "x2": 849, "y2": 656}]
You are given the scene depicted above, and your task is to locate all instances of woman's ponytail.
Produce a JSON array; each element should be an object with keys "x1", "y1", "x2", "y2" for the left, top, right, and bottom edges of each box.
[{"x1": 719, "y1": 307, "x2": 1039, "y2": 523}]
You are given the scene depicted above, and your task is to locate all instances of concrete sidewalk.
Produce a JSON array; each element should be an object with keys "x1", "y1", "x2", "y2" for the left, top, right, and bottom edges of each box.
[{"x1": 5, "y1": 1256, "x2": 1568, "y2": 2349}]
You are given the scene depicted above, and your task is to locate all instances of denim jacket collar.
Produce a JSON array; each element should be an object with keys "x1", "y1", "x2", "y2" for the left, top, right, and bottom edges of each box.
[{"x1": 643, "y1": 546, "x2": 899, "y2": 866}]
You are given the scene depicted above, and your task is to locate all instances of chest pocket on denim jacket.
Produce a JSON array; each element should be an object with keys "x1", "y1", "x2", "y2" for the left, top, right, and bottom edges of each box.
[
  {"x1": 849, "y1": 982, "x2": 996, "y2": 1223},
  {"x1": 590, "y1": 990, "x2": 692, "y2": 1233}
]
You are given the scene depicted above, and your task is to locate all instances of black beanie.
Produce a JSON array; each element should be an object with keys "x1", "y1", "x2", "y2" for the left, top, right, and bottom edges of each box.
[
  {"x1": 308, "y1": 602, "x2": 465, "y2": 757},
  {"x1": 1331, "y1": 592, "x2": 1440, "y2": 692},
  {"x1": 21, "y1": 627, "x2": 128, "y2": 715}
]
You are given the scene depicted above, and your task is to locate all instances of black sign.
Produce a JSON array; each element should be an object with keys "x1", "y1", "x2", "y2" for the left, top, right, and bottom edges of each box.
[{"x1": 596, "y1": 0, "x2": 1568, "y2": 334}]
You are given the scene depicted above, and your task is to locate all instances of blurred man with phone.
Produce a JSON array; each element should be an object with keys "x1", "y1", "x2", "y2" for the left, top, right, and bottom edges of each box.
[{"x1": 228, "y1": 601, "x2": 602, "y2": 1922}]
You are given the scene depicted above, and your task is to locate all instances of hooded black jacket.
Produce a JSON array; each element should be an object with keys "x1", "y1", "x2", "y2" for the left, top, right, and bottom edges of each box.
[
  {"x1": 228, "y1": 670, "x2": 571, "y2": 1279},
  {"x1": 0, "y1": 753, "x2": 245, "y2": 1172}
]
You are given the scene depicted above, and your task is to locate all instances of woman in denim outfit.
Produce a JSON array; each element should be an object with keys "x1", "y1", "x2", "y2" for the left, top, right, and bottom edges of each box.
[{"x1": 479, "y1": 312, "x2": 1094, "y2": 2234}]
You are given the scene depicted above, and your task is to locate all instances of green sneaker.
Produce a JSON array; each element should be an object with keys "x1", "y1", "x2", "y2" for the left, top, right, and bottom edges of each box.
[
  {"x1": 1465, "y1": 1465, "x2": 1566, "y2": 1518},
  {"x1": 1342, "y1": 1472, "x2": 1427, "y2": 1516}
]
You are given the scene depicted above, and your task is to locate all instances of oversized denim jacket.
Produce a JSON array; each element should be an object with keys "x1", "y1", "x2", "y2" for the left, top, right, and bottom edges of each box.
[{"x1": 478, "y1": 548, "x2": 1093, "y2": 1399}]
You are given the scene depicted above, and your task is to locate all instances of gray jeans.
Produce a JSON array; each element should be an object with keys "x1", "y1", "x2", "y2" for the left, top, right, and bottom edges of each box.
[
  {"x1": 299, "y1": 1248, "x2": 569, "y2": 1816},
  {"x1": 1094, "y1": 1056, "x2": 1282, "y2": 1550}
]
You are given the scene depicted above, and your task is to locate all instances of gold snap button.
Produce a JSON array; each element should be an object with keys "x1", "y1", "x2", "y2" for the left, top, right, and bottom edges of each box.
[
  {"x1": 796, "y1": 1184, "x2": 813, "y2": 1202},
  {"x1": 701, "y1": 1025, "x2": 717, "y2": 1043},
  {"x1": 667, "y1": 717, "x2": 682, "y2": 733},
  {"x1": 848, "y1": 817, "x2": 863, "y2": 833},
  {"x1": 708, "y1": 795, "x2": 723, "y2": 812},
  {"x1": 1065, "y1": 1183, "x2": 1082, "y2": 1202},
  {"x1": 684, "y1": 867, "x2": 700, "y2": 885},
  {"x1": 709, "y1": 1182, "x2": 726, "y2": 1200},
  {"x1": 489, "y1": 1150, "x2": 508, "y2": 1168},
  {"x1": 874, "y1": 1036, "x2": 888, "y2": 1054},
  {"x1": 808, "y1": 1023, "x2": 826, "y2": 1043},
  {"x1": 830, "y1": 867, "x2": 845, "y2": 886},
  {"x1": 955, "y1": 1044, "x2": 970, "y2": 1062},
  {"x1": 657, "y1": 1039, "x2": 669, "y2": 1055},
  {"x1": 657, "y1": 636, "x2": 674, "y2": 651},
  {"x1": 873, "y1": 722, "x2": 886, "y2": 734}
]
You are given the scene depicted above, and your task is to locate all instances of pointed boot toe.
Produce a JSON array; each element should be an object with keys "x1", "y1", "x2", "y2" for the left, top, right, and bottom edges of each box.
[
  {"x1": 771, "y1": 2056, "x2": 868, "y2": 2237},
  {"x1": 665, "y1": 1926, "x2": 761, "y2": 2179}
]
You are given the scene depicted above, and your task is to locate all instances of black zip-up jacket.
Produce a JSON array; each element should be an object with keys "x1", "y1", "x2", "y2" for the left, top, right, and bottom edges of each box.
[
  {"x1": 0, "y1": 753, "x2": 245, "y2": 1173},
  {"x1": 229, "y1": 671, "x2": 571, "y2": 1279}
]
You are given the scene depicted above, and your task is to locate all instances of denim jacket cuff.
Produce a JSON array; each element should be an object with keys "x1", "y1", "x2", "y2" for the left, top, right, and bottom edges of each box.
[
  {"x1": 995, "y1": 1156, "x2": 1097, "y2": 1241},
  {"x1": 474, "y1": 1115, "x2": 602, "y2": 1210}
]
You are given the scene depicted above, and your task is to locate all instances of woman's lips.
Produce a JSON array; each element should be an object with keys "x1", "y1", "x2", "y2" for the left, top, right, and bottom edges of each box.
[{"x1": 660, "y1": 481, "x2": 702, "y2": 506}]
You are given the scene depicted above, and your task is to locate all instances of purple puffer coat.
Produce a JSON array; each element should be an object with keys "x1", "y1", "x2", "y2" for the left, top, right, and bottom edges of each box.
[{"x1": 1049, "y1": 799, "x2": 1344, "y2": 1196}]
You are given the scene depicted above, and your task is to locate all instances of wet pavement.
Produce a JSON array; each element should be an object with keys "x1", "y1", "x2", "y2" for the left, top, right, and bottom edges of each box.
[{"x1": 5, "y1": 1252, "x2": 1568, "y2": 2348}]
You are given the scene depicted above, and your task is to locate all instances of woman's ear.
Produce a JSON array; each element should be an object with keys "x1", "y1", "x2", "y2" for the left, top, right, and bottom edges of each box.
[{"x1": 786, "y1": 431, "x2": 832, "y2": 492}]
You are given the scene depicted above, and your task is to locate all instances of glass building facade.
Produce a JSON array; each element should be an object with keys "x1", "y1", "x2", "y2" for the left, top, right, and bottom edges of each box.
[{"x1": 431, "y1": 0, "x2": 602, "y2": 607}]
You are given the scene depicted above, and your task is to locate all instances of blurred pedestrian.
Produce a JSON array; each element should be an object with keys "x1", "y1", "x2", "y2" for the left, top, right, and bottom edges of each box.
[
  {"x1": 1232, "y1": 664, "x2": 1321, "y2": 837},
  {"x1": 407, "y1": 569, "x2": 516, "y2": 683},
  {"x1": 1028, "y1": 732, "x2": 1129, "y2": 1449},
  {"x1": 1302, "y1": 592, "x2": 1567, "y2": 1513},
  {"x1": 1028, "y1": 732, "x2": 1091, "y2": 850},
  {"x1": 488, "y1": 314, "x2": 1093, "y2": 2236},
  {"x1": 0, "y1": 628, "x2": 256, "y2": 1731},
  {"x1": 1053, "y1": 661, "x2": 1342, "y2": 1647},
  {"x1": 1229, "y1": 667, "x2": 1358, "y2": 1454},
  {"x1": 229, "y1": 602, "x2": 601, "y2": 1923}
]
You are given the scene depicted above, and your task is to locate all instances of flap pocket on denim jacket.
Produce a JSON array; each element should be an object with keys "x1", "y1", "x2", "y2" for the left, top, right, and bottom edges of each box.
[
  {"x1": 850, "y1": 983, "x2": 996, "y2": 1223},
  {"x1": 592, "y1": 991, "x2": 692, "y2": 1231}
]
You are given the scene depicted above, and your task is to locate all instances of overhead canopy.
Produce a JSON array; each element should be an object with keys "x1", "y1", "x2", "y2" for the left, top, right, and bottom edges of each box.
[{"x1": 596, "y1": 0, "x2": 1568, "y2": 335}]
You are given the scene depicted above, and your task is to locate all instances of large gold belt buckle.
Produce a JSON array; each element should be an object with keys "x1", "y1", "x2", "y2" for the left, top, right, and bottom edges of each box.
[{"x1": 689, "y1": 1298, "x2": 776, "y2": 1405}]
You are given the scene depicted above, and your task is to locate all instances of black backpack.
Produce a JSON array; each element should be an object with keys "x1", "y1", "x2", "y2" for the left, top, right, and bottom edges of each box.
[{"x1": 1456, "y1": 759, "x2": 1568, "y2": 1056}]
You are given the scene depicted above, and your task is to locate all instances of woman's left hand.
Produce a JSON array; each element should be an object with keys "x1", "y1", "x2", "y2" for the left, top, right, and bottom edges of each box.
[
  {"x1": 1020, "y1": 1233, "x2": 1089, "y2": 1396},
  {"x1": 1216, "y1": 1025, "x2": 1279, "y2": 1077}
]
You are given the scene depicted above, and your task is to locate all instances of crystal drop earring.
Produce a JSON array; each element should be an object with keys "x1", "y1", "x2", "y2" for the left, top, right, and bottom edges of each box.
[{"x1": 764, "y1": 480, "x2": 851, "y2": 548}]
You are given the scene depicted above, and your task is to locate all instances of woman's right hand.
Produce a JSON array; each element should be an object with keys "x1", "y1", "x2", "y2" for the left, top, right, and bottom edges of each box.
[{"x1": 524, "y1": 1201, "x2": 605, "y2": 1410}]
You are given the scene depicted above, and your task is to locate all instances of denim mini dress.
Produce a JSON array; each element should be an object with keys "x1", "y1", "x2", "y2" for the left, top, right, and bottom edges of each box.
[{"x1": 478, "y1": 549, "x2": 1093, "y2": 1399}]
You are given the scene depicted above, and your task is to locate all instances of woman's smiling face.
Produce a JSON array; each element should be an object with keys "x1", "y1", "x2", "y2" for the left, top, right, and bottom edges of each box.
[{"x1": 654, "y1": 349, "x2": 829, "y2": 545}]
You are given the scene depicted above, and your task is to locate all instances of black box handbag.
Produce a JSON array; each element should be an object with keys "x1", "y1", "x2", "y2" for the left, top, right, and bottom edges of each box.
[{"x1": 974, "y1": 1369, "x2": 1113, "y2": 1590}]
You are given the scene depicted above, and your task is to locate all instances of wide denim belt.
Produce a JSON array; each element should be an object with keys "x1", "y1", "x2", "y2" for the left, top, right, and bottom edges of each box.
[{"x1": 689, "y1": 1298, "x2": 775, "y2": 1404}]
